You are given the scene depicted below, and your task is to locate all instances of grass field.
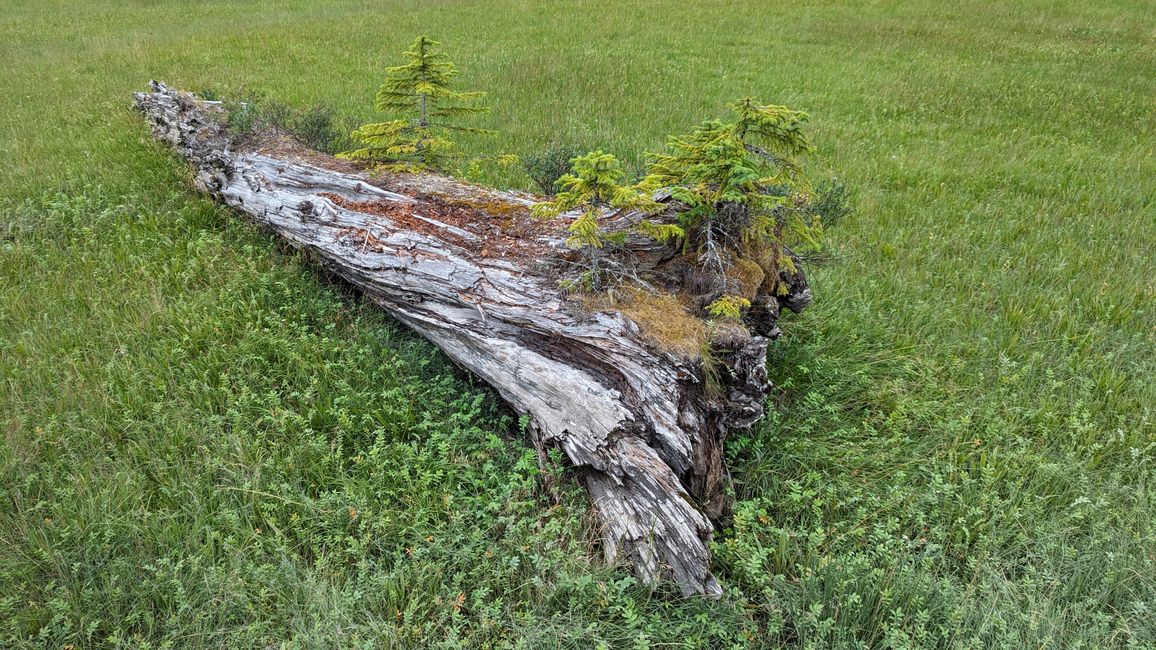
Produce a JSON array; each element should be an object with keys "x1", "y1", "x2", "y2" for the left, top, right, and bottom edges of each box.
[{"x1": 2, "y1": 1, "x2": 1154, "y2": 647}]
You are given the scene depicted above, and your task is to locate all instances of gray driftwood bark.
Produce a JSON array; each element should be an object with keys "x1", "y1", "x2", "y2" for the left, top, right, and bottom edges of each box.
[{"x1": 134, "y1": 81, "x2": 810, "y2": 596}]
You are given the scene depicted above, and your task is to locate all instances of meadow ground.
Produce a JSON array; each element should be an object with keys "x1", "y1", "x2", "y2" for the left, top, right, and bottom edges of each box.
[{"x1": 1, "y1": 1, "x2": 1153, "y2": 647}]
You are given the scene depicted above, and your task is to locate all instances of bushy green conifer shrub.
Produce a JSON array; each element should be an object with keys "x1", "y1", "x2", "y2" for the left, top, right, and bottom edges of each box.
[
  {"x1": 530, "y1": 151, "x2": 680, "y2": 249},
  {"x1": 533, "y1": 98, "x2": 823, "y2": 322}
]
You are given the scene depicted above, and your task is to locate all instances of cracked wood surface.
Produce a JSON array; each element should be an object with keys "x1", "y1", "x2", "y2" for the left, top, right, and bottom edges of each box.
[{"x1": 134, "y1": 81, "x2": 811, "y2": 596}]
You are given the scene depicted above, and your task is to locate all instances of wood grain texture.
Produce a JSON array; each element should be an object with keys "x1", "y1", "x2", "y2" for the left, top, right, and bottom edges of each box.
[{"x1": 134, "y1": 81, "x2": 811, "y2": 595}]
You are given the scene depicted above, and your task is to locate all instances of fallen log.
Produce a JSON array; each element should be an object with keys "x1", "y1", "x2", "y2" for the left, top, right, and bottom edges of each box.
[{"x1": 133, "y1": 81, "x2": 811, "y2": 596}]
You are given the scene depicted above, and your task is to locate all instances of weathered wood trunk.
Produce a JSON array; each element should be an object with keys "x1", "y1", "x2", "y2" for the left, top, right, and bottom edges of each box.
[{"x1": 134, "y1": 81, "x2": 810, "y2": 596}]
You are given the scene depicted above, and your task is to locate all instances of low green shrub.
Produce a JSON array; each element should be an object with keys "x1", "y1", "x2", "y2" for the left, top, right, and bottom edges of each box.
[
  {"x1": 522, "y1": 143, "x2": 587, "y2": 195},
  {"x1": 810, "y1": 178, "x2": 853, "y2": 228},
  {"x1": 210, "y1": 90, "x2": 355, "y2": 154}
]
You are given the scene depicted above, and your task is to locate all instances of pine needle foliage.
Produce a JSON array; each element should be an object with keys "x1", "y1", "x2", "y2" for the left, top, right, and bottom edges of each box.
[
  {"x1": 641, "y1": 98, "x2": 821, "y2": 319},
  {"x1": 341, "y1": 36, "x2": 492, "y2": 171},
  {"x1": 531, "y1": 151, "x2": 681, "y2": 249},
  {"x1": 536, "y1": 99, "x2": 822, "y2": 321},
  {"x1": 642, "y1": 98, "x2": 819, "y2": 252}
]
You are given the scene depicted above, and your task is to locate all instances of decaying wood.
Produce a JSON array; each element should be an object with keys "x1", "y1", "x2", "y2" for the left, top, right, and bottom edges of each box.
[{"x1": 134, "y1": 81, "x2": 811, "y2": 596}]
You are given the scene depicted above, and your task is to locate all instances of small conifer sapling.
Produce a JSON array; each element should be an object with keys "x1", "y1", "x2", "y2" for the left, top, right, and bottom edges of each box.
[
  {"x1": 641, "y1": 99, "x2": 821, "y2": 309},
  {"x1": 531, "y1": 151, "x2": 679, "y2": 248},
  {"x1": 342, "y1": 36, "x2": 493, "y2": 171}
]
